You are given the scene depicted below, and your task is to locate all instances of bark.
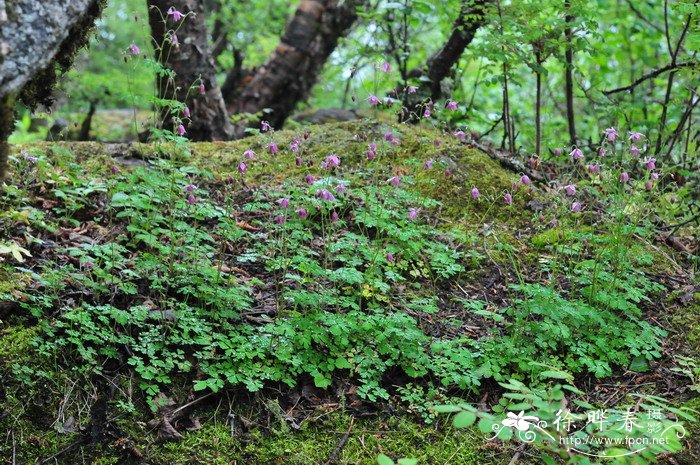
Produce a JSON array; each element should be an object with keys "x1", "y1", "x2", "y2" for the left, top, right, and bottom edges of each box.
[
  {"x1": 425, "y1": 0, "x2": 492, "y2": 101},
  {"x1": 227, "y1": 0, "x2": 364, "y2": 134},
  {"x1": 0, "y1": 95, "x2": 14, "y2": 180},
  {"x1": 147, "y1": 0, "x2": 233, "y2": 141},
  {"x1": 564, "y1": 0, "x2": 577, "y2": 147}
]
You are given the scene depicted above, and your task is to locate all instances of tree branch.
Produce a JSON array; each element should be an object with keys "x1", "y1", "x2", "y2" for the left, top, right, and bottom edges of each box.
[{"x1": 603, "y1": 61, "x2": 697, "y2": 96}]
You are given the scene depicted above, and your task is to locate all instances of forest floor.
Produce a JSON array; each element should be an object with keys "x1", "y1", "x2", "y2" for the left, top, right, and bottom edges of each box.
[{"x1": 0, "y1": 121, "x2": 698, "y2": 464}]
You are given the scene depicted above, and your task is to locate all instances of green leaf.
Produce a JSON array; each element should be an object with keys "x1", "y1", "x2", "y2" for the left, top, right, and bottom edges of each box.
[
  {"x1": 453, "y1": 411, "x2": 477, "y2": 428},
  {"x1": 377, "y1": 454, "x2": 395, "y2": 465},
  {"x1": 432, "y1": 405, "x2": 463, "y2": 413}
]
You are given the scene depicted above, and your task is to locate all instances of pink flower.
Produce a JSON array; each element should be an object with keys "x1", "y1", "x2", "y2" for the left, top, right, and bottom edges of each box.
[
  {"x1": 295, "y1": 208, "x2": 308, "y2": 219},
  {"x1": 385, "y1": 97, "x2": 394, "y2": 107},
  {"x1": 598, "y1": 148, "x2": 607, "y2": 157},
  {"x1": 243, "y1": 149, "x2": 256, "y2": 159},
  {"x1": 388, "y1": 176, "x2": 401, "y2": 187},
  {"x1": 268, "y1": 142, "x2": 279, "y2": 155},
  {"x1": 369, "y1": 143, "x2": 377, "y2": 151},
  {"x1": 504, "y1": 193, "x2": 512, "y2": 205},
  {"x1": 454, "y1": 130, "x2": 466, "y2": 141},
  {"x1": 520, "y1": 175, "x2": 531, "y2": 186},
  {"x1": 331, "y1": 211, "x2": 339, "y2": 223},
  {"x1": 170, "y1": 34, "x2": 179, "y2": 47},
  {"x1": 183, "y1": 106, "x2": 190, "y2": 118},
  {"x1": 386, "y1": 252, "x2": 395, "y2": 262},
  {"x1": 620, "y1": 172, "x2": 629, "y2": 183},
  {"x1": 290, "y1": 142, "x2": 300, "y2": 152},
  {"x1": 176, "y1": 124, "x2": 186, "y2": 136},
  {"x1": 305, "y1": 174, "x2": 316, "y2": 184},
  {"x1": 471, "y1": 187, "x2": 480, "y2": 199},
  {"x1": 570, "y1": 147, "x2": 583, "y2": 160},
  {"x1": 423, "y1": 108, "x2": 431, "y2": 118},
  {"x1": 554, "y1": 148, "x2": 562, "y2": 157},
  {"x1": 528, "y1": 157, "x2": 537, "y2": 169},
  {"x1": 188, "y1": 194, "x2": 197, "y2": 204},
  {"x1": 184, "y1": 184, "x2": 197, "y2": 192},
  {"x1": 261, "y1": 121, "x2": 271, "y2": 132},
  {"x1": 321, "y1": 154, "x2": 340, "y2": 170},
  {"x1": 382, "y1": 62, "x2": 391, "y2": 73},
  {"x1": 407, "y1": 86, "x2": 418, "y2": 94},
  {"x1": 407, "y1": 208, "x2": 418, "y2": 220},
  {"x1": 645, "y1": 180, "x2": 653, "y2": 191},
  {"x1": 128, "y1": 43, "x2": 140, "y2": 55},
  {"x1": 295, "y1": 157, "x2": 303, "y2": 166},
  {"x1": 167, "y1": 6, "x2": 184, "y2": 22},
  {"x1": 384, "y1": 131, "x2": 393, "y2": 141},
  {"x1": 650, "y1": 172, "x2": 659, "y2": 181},
  {"x1": 367, "y1": 149, "x2": 376, "y2": 160},
  {"x1": 277, "y1": 198, "x2": 289, "y2": 208},
  {"x1": 316, "y1": 189, "x2": 335, "y2": 201},
  {"x1": 111, "y1": 165, "x2": 120, "y2": 174},
  {"x1": 644, "y1": 157, "x2": 656, "y2": 170},
  {"x1": 564, "y1": 184, "x2": 576, "y2": 196},
  {"x1": 199, "y1": 83, "x2": 206, "y2": 94},
  {"x1": 571, "y1": 201, "x2": 582, "y2": 212},
  {"x1": 434, "y1": 139, "x2": 441, "y2": 147},
  {"x1": 390, "y1": 138, "x2": 400, "y2": 146},
  {"x1": 368, "y1": 95, "x2": 379, "y2": 106},
  {"x1": 630, "y1": 145, "x2": 640, "y2": 156},
  {"x1": 424, "y1": 159, "x2": 434, "y2": 169},
  {"x1": 604, "y1": 127, "x2": 618, "y2": 142},
  {"x1": 629, "y1": 132, "x2": 644, "y2": 143},
  {"x1": 275, "y1": 215, "x2": 285, "y2": 225},
  {"x1": 446, "y1": 100, "x2": 458, "y2": 111},
  {"x1": 238, "y1": 162, "x2": 247, "y2": 174},
  {"x1": 336, "y1": 184, "x2": 345, "y2": 194}
]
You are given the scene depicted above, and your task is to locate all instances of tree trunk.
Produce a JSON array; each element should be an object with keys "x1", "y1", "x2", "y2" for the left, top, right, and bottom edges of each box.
[
  {"x1": 0, "y1": 95, "x2": 14, "y2": 180},
  {"x1": 563, "y1": 0, "x2": 577, "y2": 147},
  {"x1": 227, "y1": 0, "x2": 364, "y2": 134},
  {"x1": 147, "y1": 0, "x2": 233, "y2": 141},
  {"x1": 425, "y1": 0, "x2": 493, "y2": 101}
]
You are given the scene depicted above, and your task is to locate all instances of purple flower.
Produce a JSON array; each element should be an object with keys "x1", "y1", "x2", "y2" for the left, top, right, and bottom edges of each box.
[
  {"x1": 368, "y1": 95, "x2": 379, "y2": 106},
  {"x1": 520, "y1": 175, "x2": 531, "y2": 186},
  {"x1": 321, "y1": 154, "x2": 340, "y2": 170},
  {"x1": 367, "y1": 149, "x2": 376, "y2": 161},
  {"x1": 261, "y1": 121, "x2": 271, "y2": 132},
  {"x1": 528, "y1": 157, "x2": 537, "y2": 169},
  {"x1": 554, "y1": 148, "x2": 562, "y2": 157},
  {"x1": 407, "y1": 208, "x2": 418, "y2": 220},
  {"x1": 199, "y1": 83, "x2": 206, "y2": 95},
  {"x1": 331, "y1": 211, "x2": 339, "y2": 223},
  {"x1": 454, "y1": 130, "x2": 466, "y2": 141},
  {"x1": 183, "y1": 106, "x2": 190, "y2": 118},
  {"x1": 167, "y1": 6, "x2": 184, "y2": 22},
  {"x1": 630, "y1": 145, "x2": 640, "y2": 156},
  {"x1": 187, "y1": 194, "x2": 197, "y2": 204},
  {"x1": 184, "y1": 184, "x2": 197, "y2": 192},
  {"x1": 604, "y1": 127, "x2": 618, "y2": 142},
  {"x1": 21, "y1": 151, "x2": 38, "y2": 163},
  {"x1": 275, "y1": 215, "x2": 285, "y2": 225},
  {"x1": 407, "y1": 86, "x2": 418, "y2": 94},
  {"x1": 291, "y1": 142, "x2": 300, "y2": 152},
  {"x1": 424, "y1": 159, "x2": 434, "y2": 169},
  {"x1": 238, "y1": 162, "x2": 247, "y2": 174},
  {"x1": 111, "y1": 165, "x2": 120, "y2": 174},
  {"x1": 128, "y1": 43, "x2": 140, "y2": 55},
  {"x1": 564, "y1": 184, "x2": 576, "y2": 196},
  {"x1": 295, "y1": 208, "x2": 308, "y2": 219},
  {"x1": 570, "y1": 147, "x2": 583, "y2": 160},
  {"x1": 598, "y1": 148, "x2": 607, "y2": 157},
  {"x1": 295, "y1": 157, "x2": 303, "y2": 166},
  {"x1": 385, "y1": 98, "x2": 394, "y2": 107},
  {"x1": 369, "y1": 143, "x2": 377, "y2": 151},
  {"x1": 170, "y1": 34, "x2": 179, "y2": 47},
  {"x1": 386, "y1": 252, "x2": 395, "y2": 262},
  {"x1": 388, "y1": 176, "x2": 401, "y2": 188},
  {"x1": 423, "y1": 108, "x2": 431, "y2": 118},
  {"x1": 620, "y1": 172, "x2": 629, "y2": 183},
  {"x1": 588, "y1": 163, "x2": 602, "y2": 174},
  {"x1": 305, "y1": 174, "x2": 316, "y2": 184},
  {"x1": 645, "y1": 180, "x2": 653, "y2": 191},
  {"x1": 243, "y1": 149, "x2": 256, "y2": 159},
  {"x1": 446, "y1": 100, "x2": 458, "y2": 111},
  {"x1": 434, "y1": 139, "x2": 441, "y2": 147},
  {"x1": 471, "y1": 187, "x2": 480, "y2": 199},
  {"x1": 384, "y1": 131, "x2": 393, "y2": 141},
  {"x1": 268, "y1": 142, "x2": 279, "y2": 155},
  {"x1": 277, "y1": 198, "x2": 289, "y2": 208},
  {"x1": 316, "y1": 189, "x2": 336, "y2": 201},
  {"x1": 571, "y1": 201, "x2": 582, "y2": 212},
  {"x1": 390, "y1": 137, "x2": 400, "y2": 146},
  {"x1": 176, "y1": 124, "x2": 186, "y2": 136},
  {"x1": 629, "y1": 132, "x2": 644, "y2": 143},
  {"x1": 381, "y1": 62, "x2": 391, "y2": 73},
  {"x1": 504, "y1": 193, "x2": 512, "y2": 205},
  {"x1": 650, "y1": 172, "x2": 659, "y2": 181},
  {"x1": 336, "y1": 184, "x2": 346, "y2": 194},
  {"x1": 644, "y1": 157, "x2": 656, "y2": 170}
]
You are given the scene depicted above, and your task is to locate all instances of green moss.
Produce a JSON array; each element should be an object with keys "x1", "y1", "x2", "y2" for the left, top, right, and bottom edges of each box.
[
  {"x1": 0, "y1": 325, "x2": 38, "y2": 366},
  {"x1": 672, "y1": 293, "x2": 700, "y2": 351}
]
